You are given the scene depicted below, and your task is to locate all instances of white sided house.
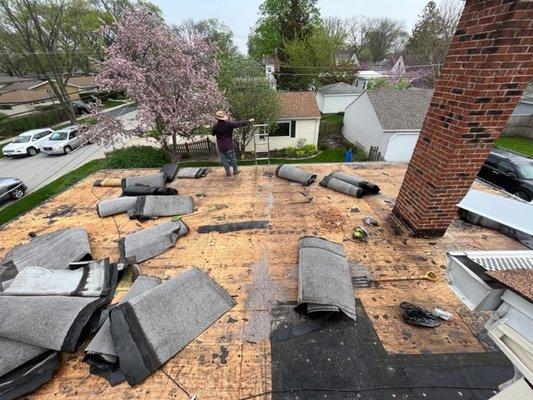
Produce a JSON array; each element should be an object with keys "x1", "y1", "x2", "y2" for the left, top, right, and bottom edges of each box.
[
  {"x1": 316, "y1": 83, "x2": 363, "y2": 114},
  {"x1": 246, "y1": 91, "x2": 321, "y2": 151},
  {"x1": 342, "y1": 89, "x2": 433, "y2": 162}
]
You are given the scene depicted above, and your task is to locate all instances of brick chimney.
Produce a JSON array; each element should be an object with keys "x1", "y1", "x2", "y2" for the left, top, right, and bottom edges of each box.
[{"x1": 392, "y1": 0, "x2": 533, "y2": 237}]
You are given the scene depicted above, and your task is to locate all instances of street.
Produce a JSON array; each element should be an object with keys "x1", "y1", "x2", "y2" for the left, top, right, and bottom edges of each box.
[{"x1": 0, "y1": 108, "x2": 139, "y2": 196}]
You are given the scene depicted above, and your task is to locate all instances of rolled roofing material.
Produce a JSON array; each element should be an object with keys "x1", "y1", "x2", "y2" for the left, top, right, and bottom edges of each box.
[
  {"x1": 0, "y1": 351, "x2": 59, "y2": 400},
  {"x1": 97, "y1": 197, "x2": 138, "y2": 217},
  {"x1": 176, "y1": 167, "x2": 210, "y2": 179},
  {"x1": 122, "y1": 186, "x2": 178, "y2": 196},
  {"x1": 275, "y1": 164, "x2": 317, "y2": 186},
  {"x1": 0, "y1": 337, "x2": 47, "y2": 379},
  {"x1": 2, "y1": 259, "x2": 113, "y2": 297},
  {"x1": 110, "y1": 268, "x2": 236, "y2": 386},
  {"x1": 128, "y1": 196, "x2": 194, "y2": 220},
  {"x1": 319, "y1": 176, "x2": 365, "y2": 198},
  {"x1": 329, "y1": 171, "x2": 380, "y2": 194},
  {"x1": 118, "y1": 220, "x2": 189, "y2": 263},
  {"x1": 160, "y1": 163, "x2": 179, "y2": 183},
  {"x1": 85, "y1": 276, "x2": 162, "y2": 385},
  {"x1": 0, "y1": 228, "x2": 91, "y2": 286},
  {"x1": 0, "y1": 264, "x2": 117, "y2": 352},
  {"x1": 295, "y1": 236, "x2": 356, "y2": 321},
  {"x1": 121, "y1": 173, "x2": 166, "y2": 189}
]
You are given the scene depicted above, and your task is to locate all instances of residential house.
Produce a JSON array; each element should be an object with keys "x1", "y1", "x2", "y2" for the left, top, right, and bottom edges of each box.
[
  {"x1": 0, "y1": 75, "x2": 96, "y2": 116},
  {"x1": 342, "y1": 89, "x2": 433, "y2": 161},
  {"x1": 354, "y1": 70, "x2": 384, "y2": 90},
  {"x1": 334, "y1": 49, "x2": 359, "y2": 66},
  {"x1": 0, "y1": 75, "x2": 41, "y2": 94},
  {"x1": 245, "y1": 91, "x2": 321, "y2": 151},
  {"x1": 315, "y1": 82, "x2": 363, "y2": 114},
  {"x1": 262, "y1": 55, "x2": 278, "y2": 88}
]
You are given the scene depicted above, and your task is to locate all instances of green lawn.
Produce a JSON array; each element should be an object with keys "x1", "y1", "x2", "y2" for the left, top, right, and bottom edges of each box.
[{"x1": 495, "y1": 136, "x2": 533, "y2": 158}]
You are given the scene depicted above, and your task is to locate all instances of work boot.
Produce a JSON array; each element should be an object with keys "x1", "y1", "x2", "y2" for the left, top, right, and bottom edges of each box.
[
  {"x1": 233, "y1": 169, "x2": 241, "y2": 175},
  {"x1": 225, "y1": 170, "x2": 231, "y2": 177}
]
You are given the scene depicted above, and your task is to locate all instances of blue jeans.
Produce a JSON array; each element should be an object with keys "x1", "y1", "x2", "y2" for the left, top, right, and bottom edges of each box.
[{"x1": 220, "y1": 149, "x2": 239, "y2": 175}]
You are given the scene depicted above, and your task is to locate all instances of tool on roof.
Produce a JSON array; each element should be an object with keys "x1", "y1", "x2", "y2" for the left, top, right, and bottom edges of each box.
[
  {"x1": 94, "y1": 178, "x2": 122, "y2": 187},
  {"x1": 171, "y1": 204, "x2": 227, "y2": 221},
  {"x1": 374, "y1": 271, "x2": 438, "y2": 283},
  {"x1": 290, "y1": 191, "x2": 313, "y2": 204},
  {"x1": 351, "y1": 226, "x2": 369, "y2": 241},
  {"x1": 400, "y1": 302, "x2": 441, "y2": 328}
]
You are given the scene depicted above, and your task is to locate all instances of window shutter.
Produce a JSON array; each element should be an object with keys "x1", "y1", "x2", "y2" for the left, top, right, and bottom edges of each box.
[{"x1": 290, "y1": 121, "x2": 296, "y2": 138}]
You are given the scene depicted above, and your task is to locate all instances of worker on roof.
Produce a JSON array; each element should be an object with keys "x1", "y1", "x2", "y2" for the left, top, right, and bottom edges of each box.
[{"x1": 212, "y1": 110, "x2": 254, "y2": 177}]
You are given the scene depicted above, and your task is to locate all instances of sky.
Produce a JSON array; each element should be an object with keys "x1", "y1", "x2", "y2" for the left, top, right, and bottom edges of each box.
[{"x1": 152, "y1": 0, "x2": 432, "y2": 53}]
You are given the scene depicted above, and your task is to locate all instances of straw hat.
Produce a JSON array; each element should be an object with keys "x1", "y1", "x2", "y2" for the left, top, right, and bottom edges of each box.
[{"x1": 215, "y1": 110, "x2": 228, "y2": 120}]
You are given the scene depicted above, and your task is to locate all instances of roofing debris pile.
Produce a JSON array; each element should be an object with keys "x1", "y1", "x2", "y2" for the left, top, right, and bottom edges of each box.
[
  {"x1": 0, "y1": 225, "x2": 234, "y2": 398},
  {"x1": 275, "y1": 165, "x2": 381, "y2": 199}
]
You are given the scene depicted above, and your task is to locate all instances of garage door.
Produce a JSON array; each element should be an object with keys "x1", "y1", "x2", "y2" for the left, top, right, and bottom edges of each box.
[{"x1": 384, "y1": 133, "x2": 419, "y2": 162}]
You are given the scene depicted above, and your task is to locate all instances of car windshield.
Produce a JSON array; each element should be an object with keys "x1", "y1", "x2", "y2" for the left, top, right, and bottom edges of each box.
[
  {"x1": 12, "y1": 135, "x2": 31, "y2": 143},
  {"x1": 50, "y1": 131, "x2": 68, "y2": 141},
  {"x1": 516, "y1": 162, "x2": 533, "y2": 179}
]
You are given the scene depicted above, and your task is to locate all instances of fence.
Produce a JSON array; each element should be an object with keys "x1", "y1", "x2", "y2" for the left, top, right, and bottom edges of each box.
[
  {"x1": 502, "y1": 114, "x2": 533, "y2": 139},
  {"x1": 368, "y1": 146, "x2": 383, "y2": 161},
  {"x1": 173, "y1": 138, "x2": 216, "y2": 155}
]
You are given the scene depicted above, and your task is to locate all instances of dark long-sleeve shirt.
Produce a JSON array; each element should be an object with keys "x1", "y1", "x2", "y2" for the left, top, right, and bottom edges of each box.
[{"x1": 211, "y1": 119, "x2": 249, "y2": 152}]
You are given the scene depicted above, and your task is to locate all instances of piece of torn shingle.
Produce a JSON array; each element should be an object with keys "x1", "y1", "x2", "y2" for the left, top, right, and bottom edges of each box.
[
  {"x1": 109, "y1": 268, "x2": 236, "y2": 386},
  {"x1": 197, "y1": 220, "x2": 270, "y2": 234},
  {"x1": 97, "y1": 197, "x2": 138, "y2": 217},
  {"x1": 295, "y1": 236, "x2": 356, "y2": 321},
  {"x1": 121, "y1": 173, "x2": 166, "y2": 189},
  {"x1": 127, "y1": 195, "x2": 194, "y2": 220}
]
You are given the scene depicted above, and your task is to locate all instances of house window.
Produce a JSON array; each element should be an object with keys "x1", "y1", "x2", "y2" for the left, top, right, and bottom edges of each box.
[{"x1": 271, "y1": 121, "x2": 291, "y2": 137}]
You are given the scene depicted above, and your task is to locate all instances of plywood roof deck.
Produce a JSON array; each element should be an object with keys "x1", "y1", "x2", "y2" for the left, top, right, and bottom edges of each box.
[{"x1": 0, "y1": 162, "x2": 525, "y2": 400}]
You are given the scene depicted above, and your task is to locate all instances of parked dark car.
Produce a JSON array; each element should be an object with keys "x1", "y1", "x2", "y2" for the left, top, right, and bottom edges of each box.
[
  {"x1": 0, "y1": 177, "x2": 26, "y2": 203},
  {"x1": 478, "y1": 148, "x2": 533, "y2": 201}
]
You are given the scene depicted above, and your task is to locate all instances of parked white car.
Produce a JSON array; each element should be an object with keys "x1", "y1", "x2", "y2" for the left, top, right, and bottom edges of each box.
[
  {"x1": 40, "y1": 126, "x2": 83, "y2": 155},
  {"x1": 2, "y1": 128, "x2": 53, "y2": 157}
]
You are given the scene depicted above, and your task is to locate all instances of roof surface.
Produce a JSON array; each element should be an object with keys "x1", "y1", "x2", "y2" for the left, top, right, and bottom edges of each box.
[
  {"x1": 0, "y1": 89, "x2": 49, "y2": 104},
  {"x1": 0, "y1": 79, "x2": 43, "y2": 94},
  {"x1": 279, "y1": 91, "x2": 320, "y2": 119},
  {"x1": 67, "y1": 76, "x2": 96, "y2": 88},
  {"x1": 402, "y1": 54, "x2": 428, "y2": 68},
  {"x1": 317, "y1": 82, "x2": 363, "y2": 95},
  {"x1": 0, "y1": 163, "x2": 523, "y2": 399},
  {"x1": 366, "y1": 89, "x2": 434, "y2": 130},
  {"x1": 487, "y1": 269, "x2": 533, "y2": 302}
]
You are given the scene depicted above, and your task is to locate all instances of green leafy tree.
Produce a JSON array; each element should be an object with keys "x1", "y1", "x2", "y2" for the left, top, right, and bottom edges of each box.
[
  {"x1": 283, "y1": 20, "x2": 356, "y2": 89},
  {"x1": 218, "y1": 54, "x2": 281, "y2": 151},
  {"x1": 248, "y1": 0, "x2": 320, "y2": 59},
  {"x1": 405, "y1": 0, "x2": 462, "y2": 83},
  {"x1": 360, "y1": 17, "x2": 408, "y2": 62}
]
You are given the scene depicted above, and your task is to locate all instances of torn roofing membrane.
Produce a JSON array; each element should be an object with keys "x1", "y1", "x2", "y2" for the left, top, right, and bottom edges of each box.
[
  {"x1": 118, "y1": 220, "x2": 189, "y2": 263},
  {"x1": 121, "y1": 172, "x2": 166, "y2": 189},
  {"x1": 176, "y1": 167, "x2": 210, "y2": 179},
  {"x1": 97, "y1": 197, "x2": 138, "y2": 217},
  {"x1": 127, "y1": 195, "x2": 194, "y2": 220},
  {"x1": 0, "y1": 351, "x2": 59, "y2": 400},
  {"x1": 160, "y1": 163, "x2": 179, "y2": 182},
  {"x1": 0, "y1": 228, "x2": 91, "y2": 273},
  {"x1": 296, "y1": 236, "x2": 356, "y2": 321},
  {"x1": 458, "y1": 189, "x2": 533, "y2": 236},
  {"x1": 85, "y1": 276, "x2": 162, "y2": 385},
  {"x1": 1, "y1": 259, "x2": 112, "y2": 297},
  {"x1": 197, "y1": 220, "x2": 270, "y2": 234},
  {"x1": 0, "y1": 262, "x2": 117, "y2": 352},
  {"x1": 0, "y1": 337, "x2": 47, "y2": 379},
  {"x1": 320, "y1": 176, "x2": 365, "y2": 198},
  {"x1": 275, "y1": 164, "x2": 317, "y2": 186},
  {"x1": 109, "y1": 268, "x2": 236, "y2": 386},
  {"x1": 121, "y1": 186, "x2": 178, "y2": 196}
]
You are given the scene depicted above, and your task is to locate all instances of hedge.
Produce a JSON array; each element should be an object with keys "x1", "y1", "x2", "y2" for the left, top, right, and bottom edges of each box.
[{"x1": 0, "y1": 107, "x2": 70, "y2": 139}]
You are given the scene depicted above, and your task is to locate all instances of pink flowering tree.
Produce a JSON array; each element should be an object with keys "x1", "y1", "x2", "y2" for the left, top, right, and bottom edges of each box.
[{"x1": 80, "y1": 7, "x2": 226, "y2": 154}]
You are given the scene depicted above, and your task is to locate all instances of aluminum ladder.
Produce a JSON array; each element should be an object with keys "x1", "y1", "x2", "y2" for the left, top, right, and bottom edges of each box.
[{"x1": 252, "y1": 124, "x2": 270, "y2": 165}]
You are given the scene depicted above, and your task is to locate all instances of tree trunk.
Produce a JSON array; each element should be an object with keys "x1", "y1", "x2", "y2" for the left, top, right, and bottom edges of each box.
[{"x1": 172, "y1": 132, "x2": 177, "y2": 153}]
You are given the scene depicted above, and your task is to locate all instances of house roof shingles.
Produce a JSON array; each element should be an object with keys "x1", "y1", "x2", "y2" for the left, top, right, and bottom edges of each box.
[
  {"x1": 317, "y1": 82, "x2": 363, "y2": 95},
  {"x1": 366, "y1": 89, "x2": 434, "y2": 131},
  {"x1": 0, "y1": 89, "x2": 49, "y2": 104},
  {"x1": 279, "y1": 91, "x2": 320, "y2": 119},
  {"x1": 67, "y1": 76, "x2": 96, "y2": 88}
]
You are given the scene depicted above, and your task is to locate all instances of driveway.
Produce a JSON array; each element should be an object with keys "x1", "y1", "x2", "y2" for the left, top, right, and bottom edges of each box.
[{"x1": 0, "y1": 109, "x2": 139, "y2": 197}]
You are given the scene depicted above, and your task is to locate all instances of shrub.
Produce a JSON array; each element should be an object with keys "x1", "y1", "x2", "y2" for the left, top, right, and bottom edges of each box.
[
  {"x1": 0, "y1": 108, "x2": 71, "y2": 139},
  {"x1": 277, "y1": 144, "x2": 317, "y2": 158},
  {"x1": 104, "y1": 145, "x2": 171, "y2": 168}
]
